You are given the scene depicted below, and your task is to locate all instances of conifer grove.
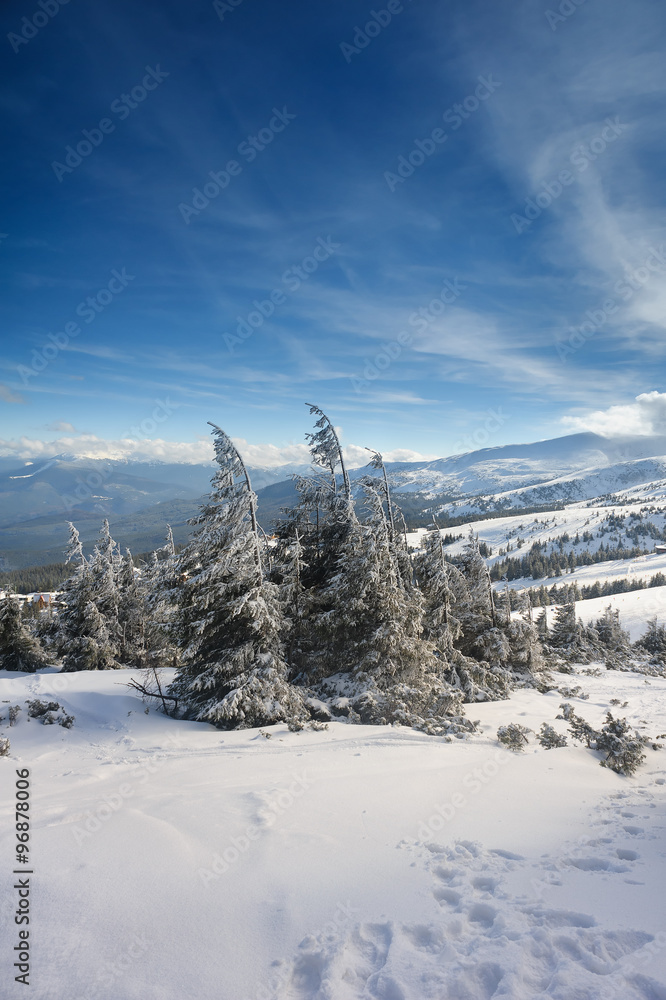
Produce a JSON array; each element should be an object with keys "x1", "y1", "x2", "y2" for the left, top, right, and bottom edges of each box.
[{"x1": 0, "y1": 406, "x2": 649, "y2": 734}]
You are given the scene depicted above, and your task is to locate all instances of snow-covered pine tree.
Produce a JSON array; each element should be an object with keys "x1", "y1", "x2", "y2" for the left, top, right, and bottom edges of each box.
[
  {"x1": 549, "y1": 593, "x2": 589, "y2": 660},
  {"x1": 593, "y1": 605, "x2": 631, "y2": 662},
  {"x1": 143, "y1": 525, "x2": 181, "y2": 668},
  {"x1": 276, "y1": 528, "x2": 309, "y2": 678},
  {"x1": 363, "y1": 448, "x2": 395, "y2": 540},
  {"x1": 305, "y1": 402, "x2": 351, "y2": 499},
  {"x1": 416, "y1": 527, "x2": 512, "y2": 702},
  {"x1": 116, "y1": 549, "x2": 148, "y2": 666},
  {"x1": 415, "y1": 526, "x2": 462, "y2": 658},
  {"x1": 58, "y1": 523, "x2": 117, "y2": 671},
  {"x1": 88, "y1": 519, "x2": 121, "y2": 652},
  {"x1": 0, "y1": 593, "x2": 48, "y2": 672},
  {"x1": 460, "y1": 528, "x2": 497, "y2": 625},
  {"x1": 455, "y1": 529, "x2": 513, "y2": 673},
  {"x1": 536, "y1": 608, "x2": 550, "y2": 640},
  {"x1": 310, "y1": 477, "x2": 464, "y2": 732},
  {"x1": 168, "y1": 424, "x2": 304, "y2": 729},
  {"x1": 273, "y1": 403, "x2": 359, "y2": 681},
  {"x1": 635, "y1": 616, "x2": 666, "y2": 659}
]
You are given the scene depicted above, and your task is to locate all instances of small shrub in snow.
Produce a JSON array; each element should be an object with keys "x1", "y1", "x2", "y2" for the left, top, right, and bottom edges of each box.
[
  {"x1": 566, "y1": 710, "x2": 597, "y2": 748},
  {"x1": 557, "y1": 702, "x2": 575, "y2": 721},
  {"x1": 9, "y1": 705, "x2": 21, "y2": 726},
  {"x1": 26, "y1": 699, "x2": 60, "y2": 717},
  {"x1": 288, "y1": 719, "x2": 305, "y2": 732},
  {"x1": 309, "y1": 720, "x2": 329, "y2": 731},
  {"x1": 582, "y1": 667, "x2": 603, "y2": 677},
  {"x1": 25, "y1": 699, "x2": 75, "y2": 729},
  {"x1": 538, "y1": 723, "x2": 567, "y2": 749},
  {"x1": 0, "y1": 736, "x2": 9, "y2": 756},
  {"x1": 597, "y1": 712, "x2": 647, "y2": 776},
  {"x1": 557, "y1": 686, "x2": 588, "y2": 700},
  {"x1": 610, "y1": 699, "x2": 628, "y2": 707},
  {"x1": 497, "y1": 723, "x2": 530, "y2": 751}
]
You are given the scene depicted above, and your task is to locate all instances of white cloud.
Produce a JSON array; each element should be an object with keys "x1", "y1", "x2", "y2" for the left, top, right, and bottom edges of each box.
[
  {"x1": 45, "y1": 421, "x2": 77, "y2": 432},
  {"x1": 561, "y1": 390, "x2": 666, "y2": 436},
  {"x1": 0, "y1": 433, "x2": 440, "y2": 469},
  {"x1": 0, "y1": 434, "x2": 216, "y2": 464}
]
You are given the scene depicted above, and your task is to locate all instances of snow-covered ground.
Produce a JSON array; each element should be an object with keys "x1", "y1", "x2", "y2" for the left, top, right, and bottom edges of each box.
[
  {"x1": 2, "y1": 662, "x2": 666, "y2": 999},
  {"x1": 502, "y1": 552, "x2": 666, "y2": 595},
  {"x1": 538, "y1": 585, "x2": 666, "y2": 642},
  {"x1": 407, "y1": 503, "x2": 666, "y2": 598}
]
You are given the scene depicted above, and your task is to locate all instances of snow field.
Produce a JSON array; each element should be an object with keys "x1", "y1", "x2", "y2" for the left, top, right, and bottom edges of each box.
[
  {"x1": 1, "y1": 665, "x2": 666, "y2": 999},
  {"x1": 539, "y1": 585, "x2": 666, "y2": 641}
]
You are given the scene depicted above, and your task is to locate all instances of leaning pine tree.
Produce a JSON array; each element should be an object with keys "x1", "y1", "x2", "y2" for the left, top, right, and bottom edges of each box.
[{"x1": 168, "y1": 424, "x2": 304, "y2": 729}]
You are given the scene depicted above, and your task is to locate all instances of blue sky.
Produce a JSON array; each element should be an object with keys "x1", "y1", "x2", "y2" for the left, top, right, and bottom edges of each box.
[{"x1": 1, "y1": 0, "x2": 665, "y2": 467}]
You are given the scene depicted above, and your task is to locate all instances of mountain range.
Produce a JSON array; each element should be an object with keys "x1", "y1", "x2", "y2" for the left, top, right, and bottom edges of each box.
[{"x1": 1, "y1": 431, "x2": 665, "y2": 569}]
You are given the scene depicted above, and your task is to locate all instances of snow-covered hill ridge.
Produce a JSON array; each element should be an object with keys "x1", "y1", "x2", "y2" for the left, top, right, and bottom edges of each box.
[
  {"x1": 431, "y1": 458, "x2": 666, "y2": 516},
  {"x1": 378, "y1": 432, "x2": 666, "y2": 501}
]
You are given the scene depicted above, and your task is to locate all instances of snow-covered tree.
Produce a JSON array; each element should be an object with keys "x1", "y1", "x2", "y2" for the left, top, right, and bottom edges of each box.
[
  {"x1": 415, "y1": 530, "x2": 509, "y2": 702},
  {"x1": 548, "y1": 594, "x2": 589, "y2": 660},
  {"x1": 89, "y1": 519, "x2": 121, "y2": 635},
  {"x1": 635, "y1": 616, "x2": 666, "y2": 659},
  {"x1": 460, "y1": 528, "x2": 497, "y2": 623},
  {"x1": 58, "y1": 523, "x2": 117, "y2": 671},
  {"x1": 0, "y1": 594, "x2": 48, "y2": 672},
  {"x1": 276, "y1": 529, "x2": 309, "y2": 677},
  {"x1": 169, "y1": 424, "x2": 304, "y2": 728},
  {"x1": 536, "y1": 608, "x2": 549, "y2": 640},
  {"x1": 416, "y1": 527, "x2": 462, "y2": 657},
  {"x1": 304, "y1": 402, "x2": 350, "y2": 498},
  {"x1": 308, "y1": 479, "x2": 464, "y2": 730},
  {"x1": 593, "y1": 605, "x2": 631, "y2": 662},
  {"x1": 116, "y1": 549, "x2": 148, "y2": 666},
  {"x1": 143, "y1": 525, "x2": 181, "y2": 668}
]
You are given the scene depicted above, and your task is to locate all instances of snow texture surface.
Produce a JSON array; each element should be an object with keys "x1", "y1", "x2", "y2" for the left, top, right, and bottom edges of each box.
[{"x1": 1, "y1": 660, "x2": 666, "y2": 999}]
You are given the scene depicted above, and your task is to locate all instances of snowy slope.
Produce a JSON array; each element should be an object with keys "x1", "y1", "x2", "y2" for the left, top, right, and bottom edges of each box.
[
  {"x1": 434, "y1": 458, "x2": 666, "y2": 516},
  {"x1": 406, "y1": 502, "x2": 666, "y2": 590},
  {"x1": 542, "y1": 585, "x2": 666, "y2": 642},
  {"x1": 1, "y1": 664, "x2": 666, "y2": 999}
]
